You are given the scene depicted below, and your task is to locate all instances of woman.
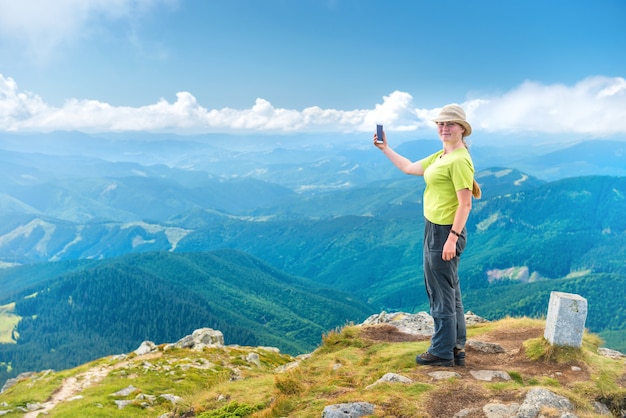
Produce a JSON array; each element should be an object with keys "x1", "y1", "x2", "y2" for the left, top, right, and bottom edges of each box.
[{"x1": 373, "y1": 104, "x2": 481, "y2": 367}]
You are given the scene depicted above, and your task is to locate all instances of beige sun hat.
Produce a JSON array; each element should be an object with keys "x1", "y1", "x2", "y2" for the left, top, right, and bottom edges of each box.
[{"x1": 431, "y1": 104, "x2": 472, "y2": 137}]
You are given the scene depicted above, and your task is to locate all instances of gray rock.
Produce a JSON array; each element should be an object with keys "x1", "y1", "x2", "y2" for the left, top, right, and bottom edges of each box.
[
  {"x1": 467, "y1": 340, "x2": 506, "y2": 354},
  {"x1": 136, "y1": 393, "x2": 157, "y2": 402},
  {"x1": 365, "y1": 372, "x2": 412, "y2": 389},
  {"x1": 275, "y1": 360, "x2": 300, "y2": 373},
  {"x1": 160, "y1": 394, "x2": 183, "y2": 404},
  {"x1": 598, "y1": 347, "x2": 625, "y2": 359},
  {"x1": 470, "y1": 370, "x2": 511, "y2": 382},
  {"x1": 26, "y1": 402, "x2": 43, "y2": 411},
  {"x1": 592, "y1": 401, "x2": 611, "y2": 415},
  {"x1": 428, "y1": 371, "x2": 461, "y2": 380},
  {"x1": 465, "y1": 311, "x2": 490, "y2": 325},
  {"x1": 321, "y1": 402, "x2": 376, "y2": 417},
  {"x1": 111, "y1": 385, "x2": 138, "y2": 397},
  {"x1": 174, "y1": 328, "x2": 224, "y2": 350},
  {"x1": 516, "y1": 388, "x2": 575, "y2": 418},
  {"x1": 114, "y1": 400, "x2": 133, "y2": 409},
  {"x1": 134, "y1": 341, "x2": 157, "y2": 356},
  {"x1": 483, "y1": 402, "x2": 520, "y2": 418},
  {"x1": 453, "y1": 407, "x2": 481, "y2": 417},
  {"x1": 247, "y1": 352, "x2": 261, "y2": 367}
]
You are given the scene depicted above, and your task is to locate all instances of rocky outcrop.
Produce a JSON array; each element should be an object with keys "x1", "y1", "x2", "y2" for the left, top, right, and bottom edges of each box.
[
  {"x1": 362, "y1": 311, "x2": 435, "y2": 335},
  {"x1": 170, "y1": 327, "x2": 224, "y2": 350},
  {"x1": 130, "y1": 328, "x2": 226, "y2": 356},
  {"x1": 362, "y1": 310, "x2": 489, "y2": 336},
  {"x1": 133, "y1": 341, "x2": 157, "y2": 356}
]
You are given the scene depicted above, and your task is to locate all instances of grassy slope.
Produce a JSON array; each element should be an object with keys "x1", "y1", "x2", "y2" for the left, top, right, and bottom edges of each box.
[{"x1": 0, "y1": 317, "x2": 624, "y2": 418}]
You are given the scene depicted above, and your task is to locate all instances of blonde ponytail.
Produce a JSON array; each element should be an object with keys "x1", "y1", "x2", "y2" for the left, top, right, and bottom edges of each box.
[
  {"x1": 463, "y1": 138, "x2": 482, "y2": 199},
  {"x1": 472, "y1": 179, "x2": 482, "y2": 199}
]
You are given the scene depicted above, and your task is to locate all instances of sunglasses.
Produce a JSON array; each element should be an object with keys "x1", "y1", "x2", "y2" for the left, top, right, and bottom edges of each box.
[{"x1": 436, "y1": 122, "x2": 459, "y2": 128}]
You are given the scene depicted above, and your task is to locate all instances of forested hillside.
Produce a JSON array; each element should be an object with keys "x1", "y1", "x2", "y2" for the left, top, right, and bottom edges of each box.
[
  {"x1": 0, "y1": 250, "x2": 373, "y2": 385},
  {"x1": 173, "y1": 175, "x2": 626, "y2": 297}
]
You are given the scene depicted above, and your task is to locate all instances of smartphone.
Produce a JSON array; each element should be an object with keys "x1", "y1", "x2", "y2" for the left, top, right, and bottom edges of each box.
[{"x1": 376, "y1": 124, "x2": 384, "y2": 143}]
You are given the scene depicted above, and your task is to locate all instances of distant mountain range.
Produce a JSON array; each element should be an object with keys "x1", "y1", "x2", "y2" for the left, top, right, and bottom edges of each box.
[{"x1": 0, "y1": 131, "x2": 625, "y2": 385}]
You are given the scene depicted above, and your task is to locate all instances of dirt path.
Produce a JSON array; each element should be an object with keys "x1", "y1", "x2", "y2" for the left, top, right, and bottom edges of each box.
[
  {"x1": 24, "y1": 352, "x2": 162, "y2": 417},
  {"x1": 23, "y1": 351, "x2": 164, "y2": 417},
  {"x1": 23, "y1": 365, "x2": 113, "y2": 418}
]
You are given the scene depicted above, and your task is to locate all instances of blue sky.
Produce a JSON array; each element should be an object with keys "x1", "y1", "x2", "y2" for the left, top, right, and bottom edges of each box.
[{"x1": 1, "y1": 0, "x2": 625, "y2": 144}]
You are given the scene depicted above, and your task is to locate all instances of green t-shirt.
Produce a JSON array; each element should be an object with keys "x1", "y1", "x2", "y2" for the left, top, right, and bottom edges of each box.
[{"x1": 420, "y1": 147, "x2": 474, "y2": 225}]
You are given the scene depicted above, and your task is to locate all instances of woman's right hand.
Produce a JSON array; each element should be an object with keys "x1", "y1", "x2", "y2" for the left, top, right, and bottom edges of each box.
[{"x1": 373, "y1": 129, "x2": 387, "y2": 150}]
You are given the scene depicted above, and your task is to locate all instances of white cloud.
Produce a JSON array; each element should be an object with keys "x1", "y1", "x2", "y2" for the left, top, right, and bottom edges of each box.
[
  {"x1": 1, "y1": 74, "x2": 626, "y2": 138},
  {"x1": 470, "y1": 76, "x2": 626, "y2": 136},
  {"x1": 0, "y1": 0, "x2": 175, "y2": 59}
]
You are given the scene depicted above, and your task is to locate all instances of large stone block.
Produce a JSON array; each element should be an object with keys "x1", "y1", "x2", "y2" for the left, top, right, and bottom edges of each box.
[{"x1": 544, "y1": 291, "x2": 587, "y2": 347}]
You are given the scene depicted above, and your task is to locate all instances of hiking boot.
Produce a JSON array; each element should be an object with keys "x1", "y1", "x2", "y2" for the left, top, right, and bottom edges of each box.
[
  {"x1": 454, "y1": 348, "x2": 466, "y2": 366},
  {"x1": 415, "y1": 352, "x2": 453, "y2": 367}
]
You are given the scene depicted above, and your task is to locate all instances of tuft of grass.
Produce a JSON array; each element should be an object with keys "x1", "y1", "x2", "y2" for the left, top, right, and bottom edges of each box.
[
  {"x1": 487, "y1": 381, "x2": 520, "y2": 392},
  {"x1": 318, "y1": 325, "x2": 366, "y2": 353},
  {"x1": 274, "y1": 370, "x2": 304, "y2": 396},
  {"x1": 196, "y1": 401, "x2": 263, "y2": 418},
  {"x1": 253, "y1": 394, "x2": 302, "y2": 417},
  {"x1": 541, "y1": 377, "x2": 561, "y2": 387},
  {"x1": 523, "y1": 337, "x2": 586, "y2": 364},
  {"x1": 508, "y1": 370, "x2": 524, "y2": 385},
  {"x1": 466, "y1": 316, "x2": 545, "y2": 338}
]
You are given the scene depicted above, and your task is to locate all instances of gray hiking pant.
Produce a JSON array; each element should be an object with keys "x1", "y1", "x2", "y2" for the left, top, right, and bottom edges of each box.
[{"x1": 423, "y1": 219, "x2": 467, "y2": 360}]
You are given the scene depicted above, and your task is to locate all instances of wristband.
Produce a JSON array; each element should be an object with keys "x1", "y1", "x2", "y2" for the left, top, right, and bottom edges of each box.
[{"x1": 450, "y1": 229, "x2": 461, "y2": 237}]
